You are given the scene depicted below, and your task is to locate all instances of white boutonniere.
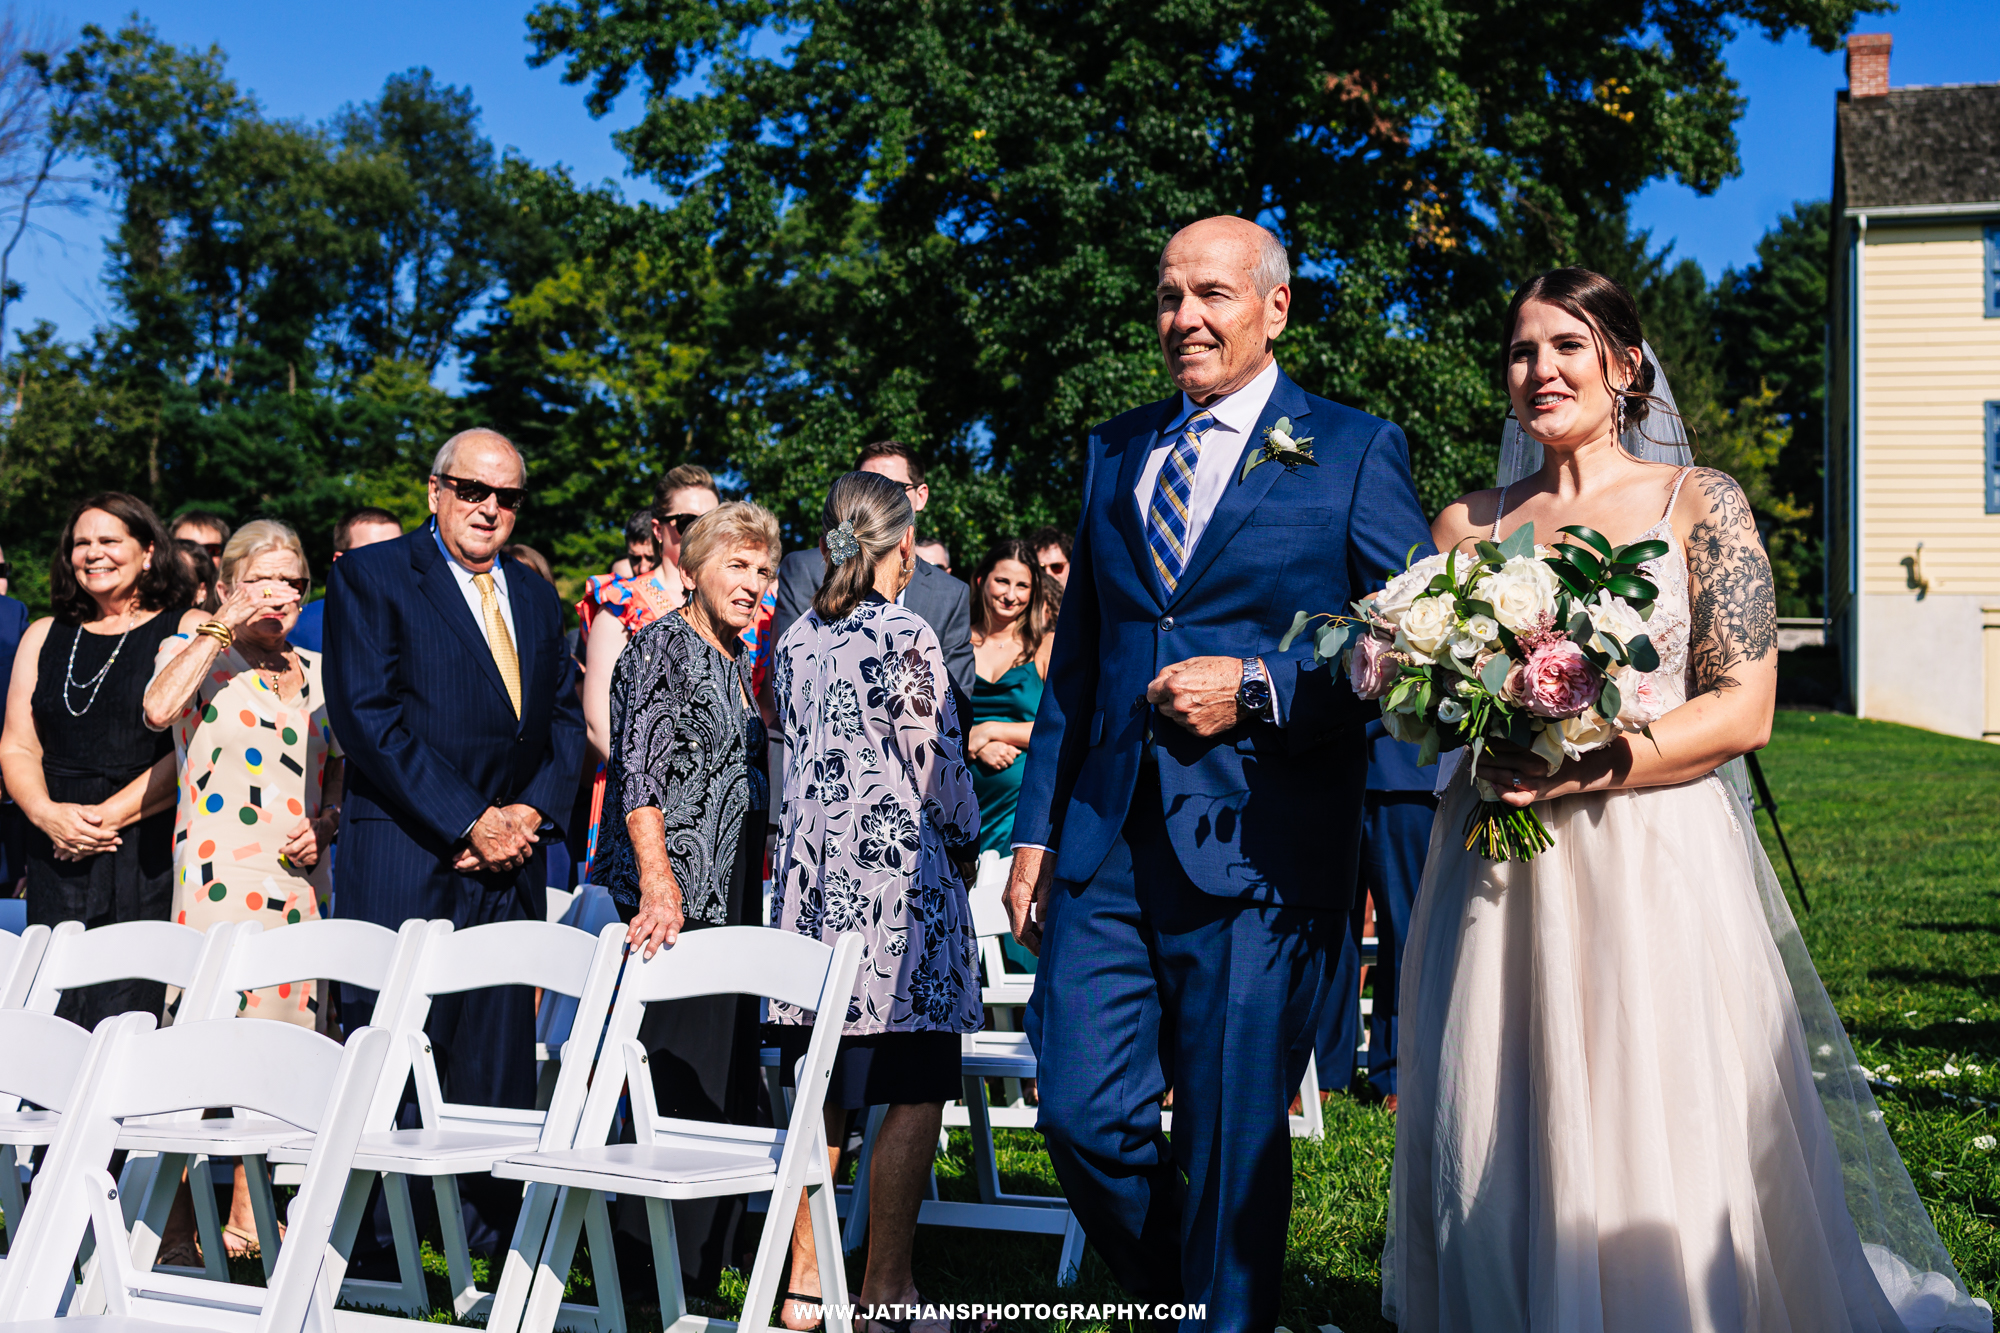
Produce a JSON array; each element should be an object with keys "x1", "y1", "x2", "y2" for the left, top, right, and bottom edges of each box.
[{"x1": 1240, "y1": 416, "x2": 1318, "y2": 480}]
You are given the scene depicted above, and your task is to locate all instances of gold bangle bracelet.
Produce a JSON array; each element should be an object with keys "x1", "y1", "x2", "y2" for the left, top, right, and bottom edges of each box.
[{"x1": 194, "y1": 621, "x2": 233, "y2": 648}]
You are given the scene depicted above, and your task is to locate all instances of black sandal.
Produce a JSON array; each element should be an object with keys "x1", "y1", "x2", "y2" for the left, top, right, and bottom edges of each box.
[{"x1": 782, "y1": 1290, "x2": 826, "y2": 1333}]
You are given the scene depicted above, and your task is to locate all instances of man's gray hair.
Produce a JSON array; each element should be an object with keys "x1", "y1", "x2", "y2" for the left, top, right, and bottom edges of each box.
[
  {"x1": 1249, "y1": 226, "x2": 1290, "y2": 297},
  {"x1": 431, "y1": 429, "x2": 527, "y2": 483}
]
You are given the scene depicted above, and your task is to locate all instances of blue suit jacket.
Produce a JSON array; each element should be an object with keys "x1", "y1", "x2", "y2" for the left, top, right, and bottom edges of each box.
[
  {"x1": 322, "y1": 528, "x2": 585, "y2": 923},
  {"x1": 1013, "y1": 369, "x2": 1436, "y2": 907}
]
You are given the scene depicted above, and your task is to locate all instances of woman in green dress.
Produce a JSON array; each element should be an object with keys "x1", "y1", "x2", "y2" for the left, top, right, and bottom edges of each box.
[{"x1": 966, "y1": 538, "x2": 1057, "y2": 969}]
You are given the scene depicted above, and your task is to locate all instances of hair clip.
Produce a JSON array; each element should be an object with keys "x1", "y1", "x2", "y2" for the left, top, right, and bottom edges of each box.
[{"x1": 826, "y1": 518, "x2": 862, "y2": 567}]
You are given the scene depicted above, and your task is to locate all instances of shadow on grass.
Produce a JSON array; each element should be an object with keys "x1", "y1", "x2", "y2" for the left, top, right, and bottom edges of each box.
[{"x1": 1904, "y1": 922, "x2": 2000, "y2": 937}]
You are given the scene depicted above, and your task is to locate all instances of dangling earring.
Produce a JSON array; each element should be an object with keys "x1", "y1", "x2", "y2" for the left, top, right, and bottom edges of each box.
[{"x1": 1614, "y1": 393, "x2": 1626, "y2": 440}]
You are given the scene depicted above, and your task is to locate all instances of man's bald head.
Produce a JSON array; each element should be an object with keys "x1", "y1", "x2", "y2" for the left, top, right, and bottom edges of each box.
[
  {"x1": 1154, "y1": 217, "x2": 1293, "y2": 403},
  {"x1": 432, "y1": 428, "x2": 527, "y2": 487},
  {"x1": 1159, "y1": 217, "x2": 1291, "y2": 297}
]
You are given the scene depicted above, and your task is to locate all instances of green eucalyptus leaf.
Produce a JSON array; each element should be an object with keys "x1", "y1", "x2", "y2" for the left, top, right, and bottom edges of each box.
[
  {"x1": 1278, "y1": 610, "x2": 1312, "y2": 652},
  {"x1": 1315, "y1": 622, "x2": 1352, "y2": 664},
  {"x1": 1480, "y1": 654, "x2": 1512, "y2": 695},
  {"x1": 1627, "y1": 635, "x2": 1660, "y2": 672},
  {"x1": 1566, "y1": 611, "x2": 1593, "y2": 644},
  {"x1": 1598, "y1": 677, "x2": 1622, "y2": 721},
  {"x1": 1497, "y1": 521, "x2": 1537, "y2": 560}
]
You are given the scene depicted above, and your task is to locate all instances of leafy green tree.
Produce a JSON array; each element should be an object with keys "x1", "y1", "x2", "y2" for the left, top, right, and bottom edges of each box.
[{"x1": 524, "y1": 0, "x2": 1882, "y2": 558}]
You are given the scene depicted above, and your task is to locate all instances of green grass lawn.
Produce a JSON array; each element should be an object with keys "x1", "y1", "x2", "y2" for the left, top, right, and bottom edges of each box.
[{"x1": 52, "y1": 711, "x2": 2000, "y2": 1330}]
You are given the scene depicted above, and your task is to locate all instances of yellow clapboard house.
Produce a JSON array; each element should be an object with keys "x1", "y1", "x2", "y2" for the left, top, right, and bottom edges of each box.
[{"x1": 1828, "y1": 33, "x2": 2000, "y2": 739}]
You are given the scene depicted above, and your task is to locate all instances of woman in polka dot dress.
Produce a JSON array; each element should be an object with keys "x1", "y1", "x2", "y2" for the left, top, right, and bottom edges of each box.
[{"x1": 143, "y1": 520, "x2": 342, "y2": 1256}]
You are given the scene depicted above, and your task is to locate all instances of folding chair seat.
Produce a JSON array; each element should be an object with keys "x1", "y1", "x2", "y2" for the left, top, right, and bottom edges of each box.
[
  {"x1": 98, "y1": 918, "x2": 427, "y2": 1293},
  {"x1": 493, "y1": 927, "x2": 863, "y2": 1333},
  {"x1": 0, "y1": 1011, "x2": 391, "y2": 1333},
  {"x1": 269, "y1": 918, "x2": 627, "y2": 1330}
]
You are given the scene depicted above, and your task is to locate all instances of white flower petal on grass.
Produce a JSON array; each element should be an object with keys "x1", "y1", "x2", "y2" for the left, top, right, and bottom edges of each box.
[
  {"x1": 1932, "y1": 1171, "x2": 1947, "y2": 1181},
  {"x1": 1905, "y1": 1010, "x2": 1919, "y2": 1018},
  {"x1": 1945, "y1": 1063, "x2": 1960, "y2": 1075},
  {"x1": 1923, "y1": 1069, "x2": 1946, "y2": 1079},
  {"x1": 1955, "y1": 1016, "x2": 1973, "y2": 1024},
  {"x1": 1876, "y1": 1063, "x2": 1893, "y2": 1074},
  {"x1": 1975, "y1": 1136, "x2": 1998, "y2": 1152},
  {"x1": 1867, "y1": 1109, "x2": 1886, "y2": 1123},
  {"x1": 1816, "y1": 1044, "x2": 1834, "y2": 1057},
  {"x1": 1968, "y1": 1064, "x2": 1984, "y2": 1075}
]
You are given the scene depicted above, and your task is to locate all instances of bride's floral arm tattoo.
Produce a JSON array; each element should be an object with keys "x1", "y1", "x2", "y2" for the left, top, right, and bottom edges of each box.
[{"x1": 1685, "y1": 468, "x2": 1777, "y2": 696}]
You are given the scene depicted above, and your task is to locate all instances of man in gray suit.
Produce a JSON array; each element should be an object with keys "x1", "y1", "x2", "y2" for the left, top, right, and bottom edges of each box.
[{"x1": 767, "y1": 440, "x2": 975, "y2": 696}]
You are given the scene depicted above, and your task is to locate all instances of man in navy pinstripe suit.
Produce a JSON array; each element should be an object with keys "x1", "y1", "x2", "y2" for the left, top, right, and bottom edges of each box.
[{"x1": 324, "y1": 427, "x2": 585, "y2": 1132}]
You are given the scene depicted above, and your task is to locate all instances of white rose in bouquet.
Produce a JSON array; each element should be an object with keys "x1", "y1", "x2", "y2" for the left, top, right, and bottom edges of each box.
[
  {"x1": 1373, "y1": 552, "x2": 1449, "y2": 625},
  {"x1": 1396, "y1": 592, "x2": 1456, "y2": 662},
  {"x1": 1558, "y1": 708, "x2": 1619, "y2": 760},
  {"x1": 1474, "y1": 556, "x2": 1558, "y2": 634},
  {"x1": 1586, "y1": 589, "x2": 1647, "y2": 655},
  {"x1": 1463, "y1": 613, "x2": 1501, "y2": 645}
]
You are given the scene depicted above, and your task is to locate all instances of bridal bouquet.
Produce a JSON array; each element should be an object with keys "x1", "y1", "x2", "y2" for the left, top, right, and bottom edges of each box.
[{"x1": 1283, "y1": 522, "x2": 1668, "y2": 861}]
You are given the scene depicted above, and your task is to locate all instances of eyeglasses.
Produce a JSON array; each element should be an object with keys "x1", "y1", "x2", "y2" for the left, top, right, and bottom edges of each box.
[
  {"x1": 0, "y1": 561, "x2": 12, "y2": 580},
  {"x1": 662, "y1": 512, "x2": 703, "y2": 535},
  {"x1": 436, "y1": 473, "x2": 528, "y2": 511},
  {"x1": 197, "y1": 543, "x2": 223, "y2": 559}
]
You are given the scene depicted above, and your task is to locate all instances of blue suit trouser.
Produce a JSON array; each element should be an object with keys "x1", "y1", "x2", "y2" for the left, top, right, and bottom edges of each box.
[
  {"x1": 1315, "y1": 793, "x2": 1435, "y2": 1096},
  {"x1": 1027, "y1": 770, "x2": 1334, "y2": 1333}
]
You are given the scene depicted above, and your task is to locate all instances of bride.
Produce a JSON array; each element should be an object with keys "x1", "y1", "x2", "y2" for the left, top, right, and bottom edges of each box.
[{"x1": 1381, "y1": 267, "x2": 1991, "y2": 1333}]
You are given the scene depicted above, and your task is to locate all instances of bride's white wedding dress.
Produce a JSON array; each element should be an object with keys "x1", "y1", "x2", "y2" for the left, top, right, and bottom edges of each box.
[{"x1": 1382, "y1": 474, "x2": 1991, "y2": 1332}]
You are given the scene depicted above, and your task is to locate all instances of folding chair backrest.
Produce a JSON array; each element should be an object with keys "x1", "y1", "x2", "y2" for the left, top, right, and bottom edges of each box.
[
  {"x1": 530, "y1": 922, "x2": 631, "y2": 1152},
  {"x1": 23, "y1": 919, "x2": 219, "y2": 1015},
  {"x1": 0, "y1": 1013, "x2": 391, "y2": 1326},
  {"x1": 383, "y1": 919, "x2": 609, "y2": 1131},
  {"x1": 0, "y1": 1009, "x2": 92, "y2": 1111},
  {"x1": 0, "y1": 922, "x2": 51, "y2": 1009},
  {"x1": 578, "y1": 927, "x2": 862, "y2": 1176},
  {"x1": 200, "y1": 917, "x2": 423, "y2": 1023}
]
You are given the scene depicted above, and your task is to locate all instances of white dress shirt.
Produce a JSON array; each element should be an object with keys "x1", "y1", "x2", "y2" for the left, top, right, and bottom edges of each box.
[
  {"x1": 1133, "y1": 357, "x2": 1280, "y2": 553},
  {"x1": 430, "y1": 520, "x2": 518, "y2": 649}
]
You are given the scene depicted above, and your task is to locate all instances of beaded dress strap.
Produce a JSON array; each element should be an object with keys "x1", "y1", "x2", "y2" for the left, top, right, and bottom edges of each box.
[{"x1": 1491, "y1": 485, "x2": 1509, "y2": 539}]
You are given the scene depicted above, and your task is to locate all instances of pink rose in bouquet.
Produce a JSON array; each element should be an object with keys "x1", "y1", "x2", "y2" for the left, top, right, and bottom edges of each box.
[
  {"x1": 1521, "y1": 640, "x2": 1601, "y2": 719},
  {"x1": 1347, "y1": 626, "x2": 1401, "y2": 699},
  {"x1": 1612, "y1": 665, "x2": 1665, "y2": 731}
]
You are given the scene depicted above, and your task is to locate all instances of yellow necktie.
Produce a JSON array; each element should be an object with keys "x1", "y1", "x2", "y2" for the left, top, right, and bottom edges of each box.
[{"x1": 473, "y1": 571, "x2": 522, "y2": 718}]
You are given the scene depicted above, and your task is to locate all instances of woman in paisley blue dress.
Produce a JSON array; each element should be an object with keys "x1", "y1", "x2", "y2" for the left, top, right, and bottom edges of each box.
[
  {"x1": 770, "y1": 470, "x2": 981, "y2": 1332},
  {"x1": 598, "y1": 501, "x2": 780, "y2": 1299}
]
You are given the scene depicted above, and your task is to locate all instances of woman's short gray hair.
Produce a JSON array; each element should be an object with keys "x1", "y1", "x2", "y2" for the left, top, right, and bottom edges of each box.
[
  {"x1": 219, "y1": 519, "x2": 309, "y2": 586},
  {"x1": 679, "y1": 501, "x2": 781, "y2": 583}
]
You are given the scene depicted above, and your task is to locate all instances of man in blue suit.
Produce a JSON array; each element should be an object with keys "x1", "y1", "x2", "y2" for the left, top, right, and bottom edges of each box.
[
  {"x1": 1008, "y1": 217, "x2": 1436, "y2": 1330},
  {"x1": 323, "y1": 429, "x2": 585, "y2": 1251}
]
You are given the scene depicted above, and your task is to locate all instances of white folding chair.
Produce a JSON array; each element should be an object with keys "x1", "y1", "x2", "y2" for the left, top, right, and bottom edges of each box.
[
  {"x1": 958, "y1": 855, "x2": 1035, "y2": 1126},
  {"x1": 272, "y1": 918, "x2": 627, "y2": 1330},
  {"x1": 99, "y1": 917, "x2": 427, "y2": 1296},
  {"x1": 494, "y1": 927, "x2": 863, "y2": 1333},
  {"x1": 0, "y1": 1008, "x2": 93, "y2": 1289},
  {"x1": 0, "y1": 1012, "x2": 392, "y2": 1333},
  {"x1": 0, "y1": 925, "x2": 53, "y2": 1243},
  {"x1": 4, "y1": 920, "x2": 230, "y2": 1270}
]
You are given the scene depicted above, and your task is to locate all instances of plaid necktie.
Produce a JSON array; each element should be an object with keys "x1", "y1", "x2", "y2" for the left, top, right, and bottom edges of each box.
[{"x1": 1145, "y1": 410, "x2": 1214, "y2": 594}]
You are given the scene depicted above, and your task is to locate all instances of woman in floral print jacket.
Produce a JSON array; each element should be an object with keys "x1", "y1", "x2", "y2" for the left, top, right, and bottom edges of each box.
[{"x1": 769, "y1": 470, "x2": 980, "y2": 1329}]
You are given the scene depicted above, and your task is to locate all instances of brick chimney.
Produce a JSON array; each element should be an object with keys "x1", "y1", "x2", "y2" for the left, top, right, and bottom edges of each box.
[{"x1": 1848, "y1": 33, "x2": 1892, "y2": 98}]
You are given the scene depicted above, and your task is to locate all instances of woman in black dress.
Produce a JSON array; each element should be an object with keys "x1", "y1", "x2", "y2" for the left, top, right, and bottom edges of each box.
[
  {"x1": 597, "y1": 499, "x2": 781, "y2": 1296},
  {"x1": 0, "y1": 493, "x2": 191, "y2": 1029}
]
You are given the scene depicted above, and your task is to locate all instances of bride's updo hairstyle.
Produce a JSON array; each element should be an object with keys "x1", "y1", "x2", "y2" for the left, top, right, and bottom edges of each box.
[
  {"x1": 812, "y1": 470, "x2": 914, "y2": 623},
  {"x1": 1500, "y1": 267, "x2": 1665, "y2": 436}
]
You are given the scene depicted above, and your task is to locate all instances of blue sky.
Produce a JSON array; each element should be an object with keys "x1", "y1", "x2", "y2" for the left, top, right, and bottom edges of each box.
[{"x1": 9, "y1": 0, "x2": 1999, "y2": 343}]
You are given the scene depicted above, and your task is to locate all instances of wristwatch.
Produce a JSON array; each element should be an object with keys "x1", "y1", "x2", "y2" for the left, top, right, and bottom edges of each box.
[{"x1": 1236, "y1": 657, "x2": 1273, "y2": 720}]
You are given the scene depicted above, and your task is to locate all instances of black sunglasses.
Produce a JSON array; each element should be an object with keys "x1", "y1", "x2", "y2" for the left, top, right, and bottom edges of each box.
[
  {"x1": 662, "y1": 512, "x2": 702, "y2": 535},
  {"x1": 0, "y1": 561, "x2": 12, "y2": 580},
  {"x1": 436, "y1": 473, "x2": 528, "y2": 511}
]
